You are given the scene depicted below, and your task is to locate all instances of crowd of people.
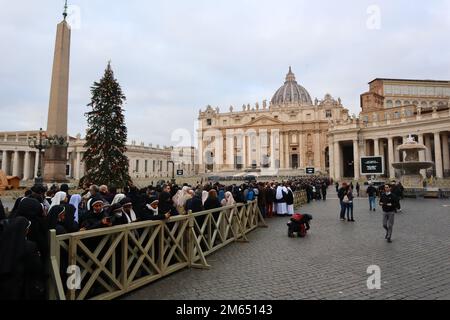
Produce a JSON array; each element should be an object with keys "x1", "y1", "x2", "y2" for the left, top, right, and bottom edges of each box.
[
  {"x1": 3, "y1": 174, "x2": 411, "y2": 299},
  {"x1": 0, "y1": 176, "x2": 333, "y2": 299}
]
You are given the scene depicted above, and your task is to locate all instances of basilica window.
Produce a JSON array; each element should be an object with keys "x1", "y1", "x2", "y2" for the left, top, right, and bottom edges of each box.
[
  {"x1": 207, "y1": 119, "x2": 212, "y2": 126},
  {"x1": 386, "y1": 100, "x2": 393, "y2": 108},
  {"x1": 223, "y1": 120, "x2": 227, "y2": 125},
  {"x1": 326, "y1": 110, "x2": 332, "y2": 118},
  {"x1": 395, "y1": 100, "x2": 402, "y2": 107}
]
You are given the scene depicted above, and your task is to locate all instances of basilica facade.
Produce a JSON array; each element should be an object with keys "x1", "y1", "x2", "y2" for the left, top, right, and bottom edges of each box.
[
  {"x1": 197, "y1": 67, "x2": 350, "y2": 175},
  {"x1": 198, "y1": 69, "x2": 450, "y2": 181}
]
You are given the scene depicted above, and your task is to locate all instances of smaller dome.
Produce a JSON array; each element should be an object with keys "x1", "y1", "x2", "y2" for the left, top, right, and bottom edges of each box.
[{"x1": 271, "y1": 67, "x2": 313, "y2": 105}]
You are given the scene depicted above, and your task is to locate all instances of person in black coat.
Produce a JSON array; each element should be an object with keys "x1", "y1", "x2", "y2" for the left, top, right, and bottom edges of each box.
[
  {"x1": 0, "y1": 199, "x2": 6, "y2": 221},
  {"x1": 186, "y1": 190, "x2": 204, "y2": 214},
  {"x1": 0, "y1": 217, "x2": 45, "y2": 300},
  {"x1": 80, "y1": 196, "x2": 112, "y2": 230},
  {"x1": 16, "y1": 197, "x2": 49, "y2": 263}
]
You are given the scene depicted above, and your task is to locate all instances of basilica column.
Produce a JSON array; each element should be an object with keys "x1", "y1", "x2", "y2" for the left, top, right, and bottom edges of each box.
[
  {"x1": 270, "y1": 130, "x2": 277, "y2": 170},
  {"x1": 285, "y1": 132, "x2": 290, "y2": 169},
  {"x1": 279, "y1": 132, "x2": 285, "y2": 169},
  {"x1": 34, "y1": 151, "x2": 39, "y2": 178},
  {"x1": 374, "y1": 138, "x2": 380, "y2": 156},
  {"x1": 388, "y1": 137, "x2": 395, "y2": 179},
  {"x1": 434, "y1": 132, "x2": 443, "y2": 179},
  {"x1": 418, "y1": 134, "x2": 426, "y2": 178},
  {"x1": 23, "y1": 151, "x2": 30, "y2": 181},
  {"x1": 1, "y1": 150, "x2": 7, "y2": 173},
  {"x1": 424, "y1": 134, "x2": 432, "y2": 162},
  {"x1": 353, "y1": 139, "x2": 360, "y2": 180},
  {"x1": 242, "y1": 134, "x2": 247, "y2": 170},
  {"x1": 442, "y1": 132, "x2": 449, "y2": 176},
  {"x1": 298, "y1": 132, "x2": 303, "y2": 169},
  {"x1": 314, "y1": 132, "x2": 321, "y2": 169},
  {"x1": 256, "y1": 131, "x2": 261, "y2": 169},
  {"x1": 12, "y1": 151, "x2": 20, "y2": 177},
  {"x1": 334, "y1": 141, "x2": 341, "y2": 181},
  {"x1": 75, "y1": 152, "x2": 81, "y2": 180},
  {"x1": 329, "y1": 141, "x2": 335, "y2": 179}
]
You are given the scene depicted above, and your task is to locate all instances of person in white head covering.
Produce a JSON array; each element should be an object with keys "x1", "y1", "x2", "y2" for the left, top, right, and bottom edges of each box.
[
  {"x1": 49, "y1": 191, "x2": 67, "y2": 212},
  {"x1": 112, "y1": 193, "x2": 126, "y2": 205},
  {"x1": 221, "y1": 191, "x2": 236, "y2": 207},
  {"x1": 69, "y1": 194, "x2": 82, "y2": 223},
  {"x1": 202, "y1": 190, "x2": 209, "y2": 205},
  {"x1": 276, "y1": 184, "x2": 288, "y2": 216}
]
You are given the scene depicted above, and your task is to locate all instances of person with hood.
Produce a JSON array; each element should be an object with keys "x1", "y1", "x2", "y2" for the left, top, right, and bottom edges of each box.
[
  {"x1": 221, "y1": 191, "x2": 236, "y2": 207},
  {"x1": 0, "y1": 217, "x2": 45, "y2": 300},
  {"x1": 69, "y1": 194, "x2": 82, "y2": 224},
  {"x1": 48, "y1": 191, "x2": 67, "y2": 212}
]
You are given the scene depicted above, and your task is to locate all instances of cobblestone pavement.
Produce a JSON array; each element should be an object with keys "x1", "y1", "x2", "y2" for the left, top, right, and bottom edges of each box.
[{"x1": 123, "y1": 193, "x2": 450, "y2": 300}]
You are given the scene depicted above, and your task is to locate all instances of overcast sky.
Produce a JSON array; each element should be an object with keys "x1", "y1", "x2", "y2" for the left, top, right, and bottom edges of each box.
[{"x1": 1, "y1": 0, "x2": 449, "y2": 147}]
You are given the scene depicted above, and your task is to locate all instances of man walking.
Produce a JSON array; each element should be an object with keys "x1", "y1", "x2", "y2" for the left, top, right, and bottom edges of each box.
[
  {"x1": 379, "y1": 184, "x2": 399, "y2": 243},
  {"x1": 367, "y1": 182, "x2": 377, "y2": 212}
]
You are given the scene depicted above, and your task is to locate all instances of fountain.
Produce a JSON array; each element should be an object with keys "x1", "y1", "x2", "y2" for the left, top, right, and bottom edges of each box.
[{"x1": 392, "y1": 135, "x2": 434, "y2": 195}]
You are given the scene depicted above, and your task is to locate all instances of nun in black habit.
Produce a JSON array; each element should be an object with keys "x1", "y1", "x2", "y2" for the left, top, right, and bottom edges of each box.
[
  {"x1": 0, "y1": 217, "x2": 45, "y2": 300},
  {"x1": 80, "y1": 196, "x2": 112, "y2": 230},
  {"x1": 16, "y1": 197, "x2": 49, "y2": 262},
  {"x1": 48, "y1": 205, "x2": 67, "y2": 235}
]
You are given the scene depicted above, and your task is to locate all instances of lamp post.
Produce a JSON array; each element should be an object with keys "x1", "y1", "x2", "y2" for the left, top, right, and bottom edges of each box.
[
  {"x1": 168, "y1": 160, "x2": 176, "y2": 184},
  {"x1": 28, "y1": 128, "x2": 69, "y2": 185}
]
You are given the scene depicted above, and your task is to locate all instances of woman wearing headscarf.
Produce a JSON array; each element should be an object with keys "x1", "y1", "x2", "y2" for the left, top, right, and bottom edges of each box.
[
  {"x1": 112, "y1": 193, "x2": 126, "y2": 206},
  {"x1": 48, "y1": 205, "x2": 67, "y2": 235},
  {"x1": 0, "y1": 217, "x2": 45, "y2": 300},
  {"x1": 49, "y1": 191, "x2": 67, "y2": 212},
  {"x1": 202, "y1": 190, "x2": 209, "y2": 206},
  {"x1": 221, "y1": 191, "x2": 236, "y2": 207},
  {"x1": 69, "y1": 194, "x2": 82, "y2": 224},
  {"x1": 173, "y1": 186, "x2": 190, "y2": 215}
]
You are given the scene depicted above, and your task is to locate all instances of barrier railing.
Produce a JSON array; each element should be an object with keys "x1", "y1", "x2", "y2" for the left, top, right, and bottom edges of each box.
[
  {"x1": 48, "y1": 200, "x2": 267, "y2": 300},
  {"x1": 293, "y1": 191, "x2": 307, "y2": 208}
]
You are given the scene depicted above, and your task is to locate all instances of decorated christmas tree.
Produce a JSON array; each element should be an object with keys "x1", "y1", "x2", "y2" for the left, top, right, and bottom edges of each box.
[{"x1": 82, "y1": 62, "x2": 131, "y2": 187}]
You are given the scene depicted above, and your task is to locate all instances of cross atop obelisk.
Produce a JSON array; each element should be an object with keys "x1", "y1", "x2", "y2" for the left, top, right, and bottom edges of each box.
[{"x1": 44, "y1": 1, "x2": 71, "y2": 182}]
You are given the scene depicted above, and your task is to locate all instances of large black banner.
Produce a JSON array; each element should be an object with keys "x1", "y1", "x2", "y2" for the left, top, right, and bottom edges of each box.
[{"x1": 360, "y1": 156, "x2": 384, "y2": 175}]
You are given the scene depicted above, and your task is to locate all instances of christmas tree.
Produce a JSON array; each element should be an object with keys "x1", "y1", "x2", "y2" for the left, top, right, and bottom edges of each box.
[{"x1": 82, "y1": 62, "x2": 131, "y2": 187}]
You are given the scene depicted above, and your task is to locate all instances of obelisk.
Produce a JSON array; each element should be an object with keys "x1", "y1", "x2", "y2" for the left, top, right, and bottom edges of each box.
[{"x1": 44, "y1": 2, "x2": 71, "y2": 182}]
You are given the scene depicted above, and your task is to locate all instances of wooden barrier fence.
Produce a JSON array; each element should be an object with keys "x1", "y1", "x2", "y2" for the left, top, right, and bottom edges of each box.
[
  {"x1": 293, "y1": 190, "x2": 307, "y2": 208},
  {"x1": 48, "y1": 200, "x2": 267, "y2": 300}
]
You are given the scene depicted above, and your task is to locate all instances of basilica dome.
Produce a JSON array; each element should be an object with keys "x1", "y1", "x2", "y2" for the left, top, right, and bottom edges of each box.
[{"x1": 271, "y1": 67, "x2": 313, "y2": 105}]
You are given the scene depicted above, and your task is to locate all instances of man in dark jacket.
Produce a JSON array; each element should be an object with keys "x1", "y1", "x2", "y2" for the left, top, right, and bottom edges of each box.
[
  {"x1": 367, "y1": 183, "x2": 377, "y2": 212},
  {"x1": 379, "y1": 185, "x2": 399, "y2": 243},
  {"x1": 338, "y1": 183, "x2": 348, "y2": 221}
]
